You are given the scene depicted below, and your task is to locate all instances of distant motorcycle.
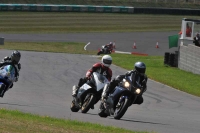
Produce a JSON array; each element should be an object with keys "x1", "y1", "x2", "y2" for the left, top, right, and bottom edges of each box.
[
  {"x1": 0, "y1": 65, "x2": 18, "y2": 97},
  {"x1": 97, "y1": 45, "x2": 114, "y2": 55},
  {"x1": 98, "y1": 74, "x2": 145, "y2": 120},
  {"x1": 70, "y1": 72, "x2": 109, "y2": 113}
]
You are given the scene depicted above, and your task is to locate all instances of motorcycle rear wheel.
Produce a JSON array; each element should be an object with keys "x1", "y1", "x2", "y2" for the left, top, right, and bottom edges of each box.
[
  {"x1": 81, "y1": 93, "x2": 96, "y2": 113},
  {"x1": 114, "y1": 96, "x2": 129, "y2": 120},
  {"x1": 98, "y1": 102, "x2": 108, "y2": 118},
  {"x1": 70, "y1": 100, "x2": 79, "y2": 112}
]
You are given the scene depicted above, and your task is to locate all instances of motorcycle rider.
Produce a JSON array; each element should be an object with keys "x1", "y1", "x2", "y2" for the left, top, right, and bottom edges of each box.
[
  {"x1": 0, "y1": 50, "x2": 21, "y2": 97},
  {"x1": 72, "y1": 55, "x2": 113, "y2": 97},
  {"x1": 105, "y1": 42, "x2": 115, "y2": 52},
  {"x1": 102, "y1": 61, "x2": 147, "y2": 105}
]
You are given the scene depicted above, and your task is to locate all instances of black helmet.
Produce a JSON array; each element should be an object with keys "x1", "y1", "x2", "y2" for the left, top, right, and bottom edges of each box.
[
  {"x1": 11, "y1": 50, "x2": 21, "y2": 64},
  {"x1": 134, "y1": 62, "x2": 146, "y2": 74}
]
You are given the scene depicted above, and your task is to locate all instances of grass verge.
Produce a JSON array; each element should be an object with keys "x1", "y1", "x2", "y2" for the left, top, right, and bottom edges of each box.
[
  {"x1": 0, "y1": 109, "x2": 149, "y2": 133},
  {"x1": 0, "y1": 12, "x2": 198, "y2": 33}
]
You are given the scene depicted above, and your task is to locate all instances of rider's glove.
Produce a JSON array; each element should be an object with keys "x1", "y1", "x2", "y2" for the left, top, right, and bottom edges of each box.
[
  {"x1": 18, "y1": 63, "x2": 21, "y2": 70},
  {"x1": 3, "y1": 56, "x2": 10, "y2": 61}
]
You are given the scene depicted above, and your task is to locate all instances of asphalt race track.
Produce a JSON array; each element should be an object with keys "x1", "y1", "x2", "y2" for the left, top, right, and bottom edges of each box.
[
  {"x1": 0, "y1": 32, "x2": 181, "y2": 56},
  {"x1": 0, "y1": 33, "x2": 200, "y2": 133}
]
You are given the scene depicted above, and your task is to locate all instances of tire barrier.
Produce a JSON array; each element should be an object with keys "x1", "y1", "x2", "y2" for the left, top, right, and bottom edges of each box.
[
  {"x1": 168, "y1": 53, "x2": 175, "y2": 67},
  {"x1": 164, "y1": 52, "x2": 178, "y2": 67},
  {"x1": 164, "y1": 52, "x2": 170, "y2": 65},
  {"x1": 0, "y1": 4, "x2": 134, "y2": 13},
  {"x1": 174, "y1": 51, "x2": 179, "y2": 67}
]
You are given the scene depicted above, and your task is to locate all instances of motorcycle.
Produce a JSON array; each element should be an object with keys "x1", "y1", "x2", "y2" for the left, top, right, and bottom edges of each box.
[
  {"x1": 98, "y1": 74, "x2": 145, "y2": 120},
  {"x1": 97, "y1": 45, "x2": 114, "y2": 55},
  {"x1": 70, "y1": 72, "x2": 109, "y2": 113},
  {"x1": 0, "y1": 65, "x2": 17, "y2": 97}
]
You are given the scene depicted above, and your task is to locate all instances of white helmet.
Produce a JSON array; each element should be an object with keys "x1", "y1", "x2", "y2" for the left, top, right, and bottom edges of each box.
[{"x1": 101, "y1": 55, "x2": 112, "y2": 67}]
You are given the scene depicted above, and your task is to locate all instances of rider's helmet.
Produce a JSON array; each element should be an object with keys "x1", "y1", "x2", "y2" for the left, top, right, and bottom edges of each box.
[
  {"x1": 101, "y1": 55, "x2": 112, "y2": 67},
  {"x1": 109, "y1": 42, "x2": 113, "y2": 45},
  {"x1": 134, "y1": 62, "x2": 146, "y2": 74},
  {"x1": 11, "y1": 50, "x2": 21, "y2": 64}
]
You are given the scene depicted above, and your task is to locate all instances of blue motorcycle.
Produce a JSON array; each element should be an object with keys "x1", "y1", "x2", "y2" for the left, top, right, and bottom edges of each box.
[
  {"x1": 98, "y1": 74, "x2": 145, "y2": 120},
  {"x1": 0, "y1": 65, "x2": 17, "y2": 97}
]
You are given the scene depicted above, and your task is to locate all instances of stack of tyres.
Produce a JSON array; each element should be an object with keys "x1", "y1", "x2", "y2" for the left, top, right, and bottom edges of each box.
[
  {"x1": 174, "y1": 51, "x2": 179, "y2": 67},
  {"x1": 164, "y1": 52, "x2": 170, "y2": 65},
  {"x1": 168, "y1": 53, "x2": 175, "y2": 67}
]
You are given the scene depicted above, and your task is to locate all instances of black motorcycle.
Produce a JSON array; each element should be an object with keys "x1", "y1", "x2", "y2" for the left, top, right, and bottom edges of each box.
[
  {"x1": 70, "y1": 72, "x2": 109, "y2": 113},
  {"x1": 98, "y1": 74, "x2": 145, "y2": 120},
  {"x1": 97, "y1": 45, "x2": 112, "y2": 55}
]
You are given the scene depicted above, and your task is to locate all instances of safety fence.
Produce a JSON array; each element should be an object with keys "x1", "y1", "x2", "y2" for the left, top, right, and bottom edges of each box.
[
  {"x1": 1, "y1": 4, "x2": 200, "y2": 15},
  {"x1": 0, "y1": 4, "x2": 134, "y2": 13}
]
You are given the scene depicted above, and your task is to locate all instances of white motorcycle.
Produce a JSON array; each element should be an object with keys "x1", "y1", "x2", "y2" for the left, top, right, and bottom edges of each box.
[{"x1": 70, "y1": 72, "x2": 109, "y2": 113}]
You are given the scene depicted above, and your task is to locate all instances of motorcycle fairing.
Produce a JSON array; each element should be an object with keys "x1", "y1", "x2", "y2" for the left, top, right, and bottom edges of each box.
[
  {"x1": 0, "y1": 65, "x2": 16, "y2": 82},
  {"x1": 77, "y1": 83, "x2": 92, "y2": 102},
  {"x1": 105, "y1": 86, "x2": 130, "y2": 115},
  {"x1": 111, "y1": 86, "x2": 130, "y2": 101}
]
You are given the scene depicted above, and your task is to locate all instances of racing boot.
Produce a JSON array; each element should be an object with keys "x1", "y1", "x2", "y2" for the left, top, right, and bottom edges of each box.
[
  {"x1": 0, "y1": 84, "x2": 6, "y2": 98},
  {"x1": 72, "y1": 77, "x2": 86, "y2": 97},
  {"x1": 72, "y1": 85, "x2": 79, "y2": 97},
  {"x1": 101, "y1": 83, "x2": 110, "y2": 102},
  {"x1": 133, "y1": 96, "x2": 144, "y2": 105}
]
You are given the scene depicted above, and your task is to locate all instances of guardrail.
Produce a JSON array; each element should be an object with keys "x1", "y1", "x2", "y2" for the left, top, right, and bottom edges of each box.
[
  {"x1": 0, "y1": 4, "x2": 134, "y2": 13},
  {"x1": 1, "y1": 4, "x2": 200, "y2": 15}
]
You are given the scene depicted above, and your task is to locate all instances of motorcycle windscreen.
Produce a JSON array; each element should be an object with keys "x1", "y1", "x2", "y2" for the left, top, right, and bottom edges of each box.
[{"x1": 93, "y1": 72, "x2": 109, "y2": 91}]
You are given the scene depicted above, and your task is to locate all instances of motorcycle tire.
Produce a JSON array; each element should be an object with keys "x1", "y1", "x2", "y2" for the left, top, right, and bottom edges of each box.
[
  {"x1": 81, "y1": 93, "x2": 96, "y2": 113},
  {"x1": 114, "y1": 96, "x2": 129, "y2": 120},
  {"x1": 70, "y1": 100, "x2": 79, "y2": 112}
]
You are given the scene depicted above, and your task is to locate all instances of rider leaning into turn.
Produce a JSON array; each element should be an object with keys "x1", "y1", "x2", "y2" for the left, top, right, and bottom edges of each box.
[
  {"x1": 102, "y1": 61, "x2": 148, "y2": 105},
  {"x1": 0, "y1": 50, "x2": 21, "y2": 97},
  {"x1": 72, "y1": 55, "x2": 113, "y2": 97},
  {"x1": 105, "y1": 42, "x2": 114, "y2": 51}
]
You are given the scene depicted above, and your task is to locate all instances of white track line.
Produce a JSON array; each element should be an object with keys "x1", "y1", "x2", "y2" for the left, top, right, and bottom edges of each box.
[
  {"x1": 114, "y1": 50, "x2": 131, "y2": 54},
  {"x1": 84, "y1": 42, "x2": 90, "y2": 50}
]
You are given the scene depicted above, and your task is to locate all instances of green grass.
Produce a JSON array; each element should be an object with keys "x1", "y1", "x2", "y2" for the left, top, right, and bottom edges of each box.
[
  {"x1": 0, "y1": 12, "x2": 198, "y2": 33},
  {"x1": 0, "y1": 109, "x2": 149, "y2": 133},
  {"x1": 111, "y1": 54, "x2": 200, "y2": 97},
  {"x1": 0, "y1": 42, "x2": 97, "y2": 54}
]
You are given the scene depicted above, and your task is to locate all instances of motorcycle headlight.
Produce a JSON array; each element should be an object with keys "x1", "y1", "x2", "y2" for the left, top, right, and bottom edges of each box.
[
  {"x1": 124, "y1": 81, "x2": 130, "y2": 88},
  {"x1": 135, "y1": 88, "x2": 141, "y2": 94}
]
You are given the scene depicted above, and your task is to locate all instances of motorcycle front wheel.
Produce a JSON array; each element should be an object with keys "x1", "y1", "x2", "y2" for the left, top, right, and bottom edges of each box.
[
  {"x1": 97, "y1": 51, "x2": 102, "y2": 55},
  {"x1": 81, "y1": 93, "x2": 96, "y2": 113},
  {"x1": 98, "y1": 102, "x2": 108, "y2": 118},
  {"x1": 114, "y1": 96, "x2": 130, "y2": 120}
]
